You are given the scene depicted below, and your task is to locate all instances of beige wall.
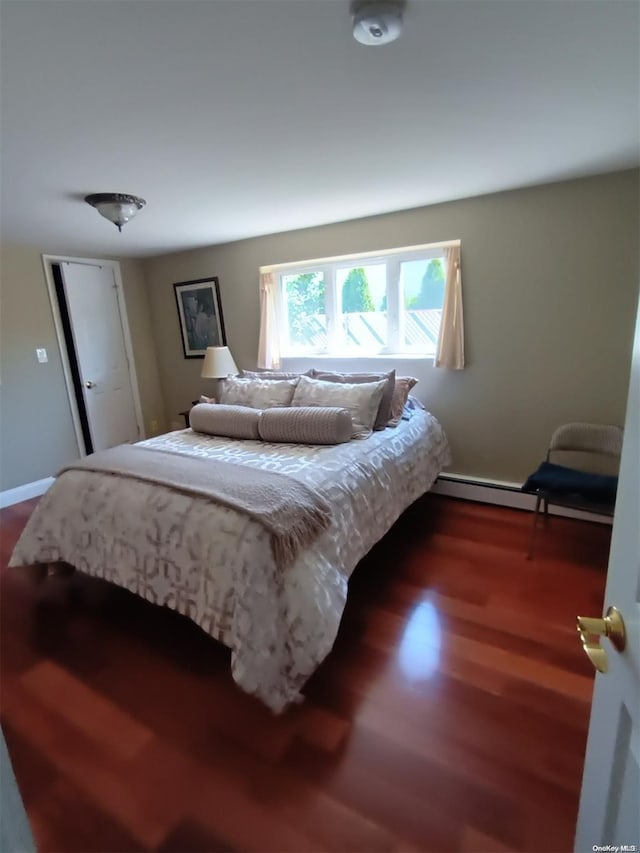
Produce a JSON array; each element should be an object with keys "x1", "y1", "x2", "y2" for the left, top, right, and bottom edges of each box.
[
  {"x1": 146, "y1": 169, "x2": 639, "y2": 483},
  {"x1": 118, "y1": 258, "x2": 166, "y2": 440},
  {"x1": 0, "y1": 245, "x2": 165, "y2": 491}
]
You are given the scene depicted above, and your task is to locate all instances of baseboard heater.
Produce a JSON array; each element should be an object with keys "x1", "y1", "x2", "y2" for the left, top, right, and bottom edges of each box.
[{"x1": 431, "y1": 473, "x2": 613, "y2": 525}]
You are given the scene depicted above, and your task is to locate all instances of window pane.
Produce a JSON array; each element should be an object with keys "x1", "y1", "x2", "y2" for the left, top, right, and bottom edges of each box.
[
  {"x1": 401, "y1": 257, "x2": 445, "y2": 352},
  {"x1": 336, "y1": 264, "x2": 387, "y2": 352},
  {"x1": 281, "y1": 272, "x2": 326, "y2": 351}
]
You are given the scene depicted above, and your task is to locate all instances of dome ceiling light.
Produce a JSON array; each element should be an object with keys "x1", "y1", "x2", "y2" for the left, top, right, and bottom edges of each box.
[
  {"x1": 84, "y1": 193, "x2": 146, "y2": 232},
  {"x1": 352, "y1": 1, "x2": 404, "y2": 46}
]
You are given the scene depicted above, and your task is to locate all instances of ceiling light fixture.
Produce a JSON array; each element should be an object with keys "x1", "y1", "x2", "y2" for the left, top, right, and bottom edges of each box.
[
  {"x1": 84, "y1": 193, "x2": 146, "y2": 232},
  {"x1": 352, "y1": 1, "x2": 403, "y2": 46}
]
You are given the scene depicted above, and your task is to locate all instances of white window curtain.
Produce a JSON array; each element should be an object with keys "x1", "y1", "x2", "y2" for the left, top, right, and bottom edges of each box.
[
  {"x1": 435, "y1": 245, "x2": 464, "y2": 369},
  {"x1": 257, "y1": 271, "x2": 281, "y2": 369}
]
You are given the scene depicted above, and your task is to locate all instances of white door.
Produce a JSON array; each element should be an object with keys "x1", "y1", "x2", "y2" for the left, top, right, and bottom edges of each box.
[
  {"x1": 574, "y1": 300, "x2": 640, "y2": 851},
  {"x1": 57, "y1": 262, "x2": 140, "y2": 452}
]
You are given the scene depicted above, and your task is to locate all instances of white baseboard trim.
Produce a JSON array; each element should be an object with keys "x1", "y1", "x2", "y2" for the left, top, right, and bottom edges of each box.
[
  {"x1": 432, "y1": 473, "x2": 613, "y2": 525},
  {"x1": 0, "y1": 477, "x2": 55, "y2": 509},
  {"x1": 0, "y1": 472, "x2": 612, "y2": 525}
]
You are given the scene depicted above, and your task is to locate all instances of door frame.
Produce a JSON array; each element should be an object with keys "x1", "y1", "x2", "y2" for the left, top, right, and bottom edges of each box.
[{"x1": 42, "y1": 254, "x2": 145, "y2": 457}]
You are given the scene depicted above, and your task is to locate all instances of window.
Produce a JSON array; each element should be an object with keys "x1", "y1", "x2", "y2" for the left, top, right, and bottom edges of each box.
[{"x1": 273, "y1": 242, "x2": 455, "y2": 358}]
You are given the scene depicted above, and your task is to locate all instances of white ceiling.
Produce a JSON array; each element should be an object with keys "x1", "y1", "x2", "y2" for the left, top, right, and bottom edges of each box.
[{"x1": 1, "y1": 0, "x2": 638, "y2": 259}]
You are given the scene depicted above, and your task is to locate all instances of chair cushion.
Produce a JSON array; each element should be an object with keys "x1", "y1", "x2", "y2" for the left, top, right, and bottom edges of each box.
[{"x1": 522, "y1": 461, "x2": 618, "y2": 505}]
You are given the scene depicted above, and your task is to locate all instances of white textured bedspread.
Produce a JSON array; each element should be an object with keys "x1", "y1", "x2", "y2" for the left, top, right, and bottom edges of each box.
[{"x1": 10, "y1": 410, "x2": 450, "y2": 711}]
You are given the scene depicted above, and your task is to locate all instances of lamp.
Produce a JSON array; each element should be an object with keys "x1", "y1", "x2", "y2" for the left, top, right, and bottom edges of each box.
[
  {"x1": 201, "y1": 346, "x2": 238, "y2": 399},
  {"x1": 84, "y1": 193, "x2": 146, "y2": 232},
  {"x1": 352, "y1": 1, "x2": 403, "y2": 45}
]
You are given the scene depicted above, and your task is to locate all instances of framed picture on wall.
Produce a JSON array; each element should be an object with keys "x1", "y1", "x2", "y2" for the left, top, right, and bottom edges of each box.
[{"x1": 173, "y1": 276, "x2": 227, "y2": 358}]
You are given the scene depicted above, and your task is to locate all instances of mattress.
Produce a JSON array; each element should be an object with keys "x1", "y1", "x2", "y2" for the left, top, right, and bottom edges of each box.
[{"x1": 10, "y1": 410, "x2": 450, "y2": 711}]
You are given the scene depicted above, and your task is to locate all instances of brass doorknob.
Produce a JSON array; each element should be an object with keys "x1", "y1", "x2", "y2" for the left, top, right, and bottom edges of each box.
[
  {"x1": 576, "y1": 606, "x2": 626, "y2": 673},
  {"x1": 84, "y1": 380, "x2": 96, "y2": 389}
]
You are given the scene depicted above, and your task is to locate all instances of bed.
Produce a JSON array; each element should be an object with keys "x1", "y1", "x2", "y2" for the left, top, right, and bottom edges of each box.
[{"x1": 9, "y1": 408, "x2": 450, "y2": 712}]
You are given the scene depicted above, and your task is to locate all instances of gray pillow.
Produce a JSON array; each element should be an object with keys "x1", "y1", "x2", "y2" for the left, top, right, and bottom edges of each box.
[
  {"x1": 219, "y1": 376, "x2": 299, "y2": 409},
  {"x1": 387, "y1": 376, "x2": 418, "y2": 426},
  {"x1": 189, "y1": 403, "x2": 261, "y2": 439},
  {"x1": 240, "y1": 369, "x2": 314, "y2": 380},
  {"x1": 259, "y1": 407, "x2": 352, "y2": 445},
  {"x1": 311, "y1": 369, "x2": 395, "y2": 430},
  {"x1": 292, "y1": 375, "x2": 387, "y2": 439}
]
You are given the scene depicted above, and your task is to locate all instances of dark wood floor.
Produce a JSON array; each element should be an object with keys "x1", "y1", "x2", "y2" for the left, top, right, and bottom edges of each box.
[{"x1": 0, "y1": 494, "x2": 609, "y2": 853}]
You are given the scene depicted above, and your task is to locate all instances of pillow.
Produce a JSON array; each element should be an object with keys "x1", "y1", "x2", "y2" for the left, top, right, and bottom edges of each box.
[
  {"x1": 259, "y1": 407, "x2": 352, "y2": 445},
  {"x1": 387, "y1": 377, "x2": 418, "y2": 427},
  {"x1": 199, "y1": 395, "x2": 216, "y2": 404},
  {"x1": 240, "y1": 369, "x2": 314, "y2": 380},
  {"x1": 219, "y1": 376, "x2": 299, "y2": 409},
  {"x1": 291, "y1": 375, "x2": 387, "y2": 439},
  {"x1": 311, "y1": 369, "x2": 396, "y2": 431},
  {"x1": 189, "y1": 404, "x2": 261, "y2": 440},
  {"x1": 402, "y1": 394, "x2": 426, "y2": 420}
]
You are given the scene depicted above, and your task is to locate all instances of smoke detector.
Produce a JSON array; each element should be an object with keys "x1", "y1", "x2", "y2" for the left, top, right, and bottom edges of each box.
[{"x1": 353, "y1": 1, "x2": 403, "y2": 46}]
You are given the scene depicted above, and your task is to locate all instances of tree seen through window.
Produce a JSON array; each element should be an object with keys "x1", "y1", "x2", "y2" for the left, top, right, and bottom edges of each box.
[{"x1": 284, "y1": 272, "x2": 326, "y2": 347}]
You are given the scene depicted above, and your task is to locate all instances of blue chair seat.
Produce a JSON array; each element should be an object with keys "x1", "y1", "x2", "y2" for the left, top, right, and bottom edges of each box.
[{"x1": 522, "y1": 461, "x2": 618, "y2": 508}]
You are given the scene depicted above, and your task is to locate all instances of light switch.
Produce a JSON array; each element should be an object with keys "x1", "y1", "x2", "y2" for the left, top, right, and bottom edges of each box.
[{"x1": 36, "y1": 348, "x2": 48, "y2": 363}]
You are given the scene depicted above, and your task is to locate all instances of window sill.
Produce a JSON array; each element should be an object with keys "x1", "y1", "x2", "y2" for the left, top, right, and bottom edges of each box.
[{"x1": 281, "y1": 353, "x2": 436, "y2": 361}]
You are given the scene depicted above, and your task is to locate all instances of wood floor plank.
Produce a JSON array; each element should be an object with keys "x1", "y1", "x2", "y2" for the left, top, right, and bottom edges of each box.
[
  {"x1": 156, "y1": 819, "x2": 236, "y2": 853},
  {"x1": 352, "y1": 683, "x2": 585, "y2": 798},
  {"x1": 28, "y1": 776, "x2": 142, "y2": 853},
  {"x1": 129, "y1": 737, "x2": 319, "y2": 852},
  {"x1": 0, "y1": 719, "x2": 58, "y2": 809},
  {"x1": 1, "y1": 681, "x2": 182, "y2": 849},
  {"x1": 460, "y1": 826, "x2": 515, "y2": 852},
  {"x1": 0, "y1": 494, "x2": 609, "y2": 852},
  {"x1": 20, "y1": 660, "x2": 153, "y2": 761}
]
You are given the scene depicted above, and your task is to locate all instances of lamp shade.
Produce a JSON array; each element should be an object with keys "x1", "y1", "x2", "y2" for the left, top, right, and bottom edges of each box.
[
  {"x1": 84, "y1": 193, "x2": 146, "y2": 232},
  {"x1": 201, "y1": 346, "x2": 238, "y2": 378}
]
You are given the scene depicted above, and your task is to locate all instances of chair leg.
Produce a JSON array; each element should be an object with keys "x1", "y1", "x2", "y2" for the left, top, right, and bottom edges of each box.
[
  {"x1": 528, "y1": 494, "x2": 542, "y2": 560},
  {"x1": 543, "y1": 497, "x2": 549, "y2": 526}
]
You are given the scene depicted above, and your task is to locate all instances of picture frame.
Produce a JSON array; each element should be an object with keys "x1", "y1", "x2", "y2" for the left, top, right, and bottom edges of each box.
[{"x1": 173, "y1": 276, "x2": 227, "y2": 358}]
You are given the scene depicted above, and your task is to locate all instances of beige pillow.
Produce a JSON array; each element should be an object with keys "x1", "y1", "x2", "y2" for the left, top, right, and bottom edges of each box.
[
  {"x1": 291, "y1": 375, "x2": 387, "y2": 439},
  {"x1": 387, "y1": 377, "x2": 418, "y2": 427},
  {"x1": 219, "y1": 376, "x2": 299, "y2": 409},
  {"x1": 311, "y1": 369, "x2": 396, "y2": 430},
  {"x1": 259, "y1": 407, "x2": 352, "y2": 445},
  {"x1": 240, "y1": 369, "x2": 314, "y2": 380},
  {"x1": 189, "y1": 404, "x2": 261, "y2": 439}
]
